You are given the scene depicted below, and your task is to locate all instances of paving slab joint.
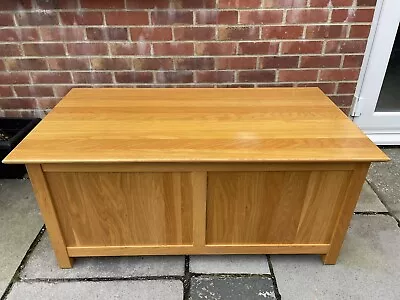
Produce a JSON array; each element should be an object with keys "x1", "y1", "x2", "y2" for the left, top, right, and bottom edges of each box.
[
  {"x1": 0, "y1": 225, "x2": 46, "y2": 300},
  {"x1": 183, "y1": 256, "x2": 191, "y2": 300},
  {"x1": 266, "y1": 255, "x2": 281, "y2": 300}
]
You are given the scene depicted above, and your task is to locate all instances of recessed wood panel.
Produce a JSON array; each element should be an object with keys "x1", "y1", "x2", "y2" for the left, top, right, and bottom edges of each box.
[
  {"x1": 206, "y1": 170, "x2": 351, "y2": 245},
  {"x1": 45, "y1": 172, "x2": 193, "y2": 247}
]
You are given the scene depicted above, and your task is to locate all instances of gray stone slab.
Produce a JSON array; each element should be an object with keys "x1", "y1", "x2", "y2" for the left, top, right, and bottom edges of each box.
[
  {"x1": 190, "y1": 255, "x2": 270, "y2": 274},
  {"x1": 271, "y1": 215, "x2": 400, "y2": 300},
  {"x1": 22, "y1": 233, "x2": 184, "y2": 279},
  {"x1": 354, "y1": 182, "x2": 387, "y2": 213},
  {"x1": 367, "y1": 148, "x2": 400, "y2": 219},
  {"x1": 6, "y1": 280, "x2": 183, "y2": 300},
  {"x1": 0, "y1": 179, "x2": 43, "y2": 297},
  {"x1": 190, "y1": 276, "x2": 275, "y2": 299}
]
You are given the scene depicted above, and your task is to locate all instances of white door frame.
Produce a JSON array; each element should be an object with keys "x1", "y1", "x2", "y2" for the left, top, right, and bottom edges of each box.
[{"x1": 352, "y1": 0, "x2": 400, "y2": 145}]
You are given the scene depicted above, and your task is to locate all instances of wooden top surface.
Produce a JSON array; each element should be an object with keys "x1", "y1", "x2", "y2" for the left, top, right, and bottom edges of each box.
[{"x1": 3, "y1": 88, "x2": 388, "y2": 164}]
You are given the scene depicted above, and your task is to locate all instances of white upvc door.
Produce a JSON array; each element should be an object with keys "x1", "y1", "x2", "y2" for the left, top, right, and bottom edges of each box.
[{"x1": 352, "y1": 0, "x2": 400, "y2": 145}]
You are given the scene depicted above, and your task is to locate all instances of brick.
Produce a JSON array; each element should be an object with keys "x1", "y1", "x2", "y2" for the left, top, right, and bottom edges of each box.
[
  {"x1": 35, "y1": 0, "x2": 79, "y2": 9},
  {"x1": 240, "y1": 10, "x2": 283, "y2": 24},
  {"x1": 0, "y1": 98, "x2": 36, "y2": 109},
  {"x1": 32, "y1": 72, "x2": 72, "y2": 84},
  {"x1": 349, "y1": 25, "x2": 371, "y2": 38},
  {"x1": 81, "y1": 0, "x2": 124, "y2": 9},
  {"x1": 153, "y1": 43, "x2": 194, "y2": 56},
  {"x1": 195, "y1": 11, "x2": 238, "y2": 25},
  {"x1": 218, "y1": 26, "x2": 259, "y2": 40},
  {"x1": 262, "y1": 26, "x2": 303, "y2": 39},
  {"x1": 130, "y1": 27, "x2": 172, "y2": 41},
  {"x1": 0, "y1": 13, "x2": 14, "y2": 26},
  {"x1": 40, "y1": 27, "x2": 85, "y2": 41},
  {"x1": 151, "y1": 11, "x2": 193, "y2": 25},
  {"x1": 357, "y1": 0, "x2": 377, "y2": 6},
  {"x1": 339, "y1": 107, "x2": 350, "y2": 115},
  {"x1": 0, "y1": 86, "x2": 14, "y2": 97},
  {"x1": 286, "y1": 9, "x2": 329, "y2": 23},
  {"x1": 0, "y1": 72, "x2": 29, "y2": 84},
  {"x1": 219, "y1": 0, "x2": 261, "y2": 8},
  {"x1": 260, "y1": 56, "x2": 299, "y2": 69},
  {"x1": 343, "y1": 55, "x2": 364, "y2": 67},
  {"x1": 337, "y1": 82, "x2": 357, "y2": 94},
  {"x1": 0, "y1": 60, "x2": 4, "y2": 71},
  {"x1": 14, "y1": 86, "x2": 54, "y2": 97},
  {"x1": 325, "y1": 40, "x2": 367, "y2": 54},
  {"x1": 60, "y1": 12, "x2": 103, "y2": 25},
  {"x1": 91, "y1": 58, "x2": 132, "y2": 70},
  {"x1": 53, "y1": 86, "x2": 73, "y2": 97},
  {"x1": 331, "y1": 9, "x2": 374, "y2": 22},
  {"x1": 48, "y1": 58, "x2": 90, "y2": 70},
  {"x1": 0, "y1": 44, "x2": 22, "y2": 56},
  {"x1": 196, "y1": 43, "x2": 236, "y2": 55},
  {"x1": 265, "y1": 0, "x2": 307, "y2": 7},
  {"x1": 106, "y1": 12, "x2": 149, "y2": 26},
  {"x1": 297, "y1": 82, "x2": 336, "y2": 94},
  {"x1": 67, "y1": 43, "x2": 108, "y2": 56},
  {"x1": 133, "y1": 58, "x2": 173, "y2": 70},
  {"x1": 300, "y1": 55, "x2": 342, "y2": 68},
  {"x1": 0, "y1": 1, "x2": 31, "y2": 10},
  {"x1": 174, "y1": 27, "x2": 215, "y2": 41},
  {"x1": 110, "y1": 43, "x2": 151, "y2": 56},
  {"x1": 305, "y1": 25, "x2": 347, "y2": 39},
  {"x1": 279, "y1": 70, "x2": 318, "y2": 82},
  {"x1": 309, "y1": 0, "x2": 353, "y2": 6},
  {"x1": 5, "y1": 58, "x2": 47, "y2": 70},
  {"x1": 171, "y1": 0, "x2": 215, "y2": 8},
  {"x1": 319, "y1": 69, "x2": 360, "y2": 81},
  {"x1": 24, "y1": 43, "x2": 64, "y2": 56},
  {"x1": 217, "y1": 57, "x2": 257, "y2": 69},
  {"x1": 86, "y1": 28, "x2": 128, "y2": 41},
  {"x1": 115, "y1": 72, "x2": 153, "y2": 83},
  {"x1": 281, "y1": 41, "x2": 323, "y2": 54},
  {"x1": 175, "y1": 58, "x2": 215, "y2": 70},
  {"x1": 73, "y1": 72, "x2": 113, "y2": 84},
  {"x1": 238, "y1": 42, "x2": 279, "y2": 55},
  {"x1": 196, "y1": 71, "x2": 235, "y2": 83},
  {"x1": 329, "y1": 95, "x2": 353, "y2": 106},
  {"x1": 16, "y1": 12, "x2": 58, "y2": 26},
  {"x1": 0, "y1": 29, "x2": 18, "y2": 42},
  {"x1": 156, "y1": 71, "x2": 193, "y2": 83},
  {"x1": 238, "y1": 70, "x2": 276, "y2": 82},
  {"x1": 126, "y1": 0, "x2": 168, "y2": 9},
  {"x1": 19, "y1": 28, "x2": 40, "y2": 41}
]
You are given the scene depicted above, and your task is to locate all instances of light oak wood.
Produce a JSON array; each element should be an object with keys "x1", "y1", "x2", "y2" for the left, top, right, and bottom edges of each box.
[
  {"x1": 26, "y1": 164, "x2": 73, "y2": 268},
  {"x1": 44, "y1": 172, "x2": 194, "y2": 247},
  {"x1": 207, "y1": 170, "x2": 351, "y2": 245},
  {"x1": 67, "y1": 244, "x2": 330, "y2": 257},
  {"x1": 3, "y1": 88, "x2": 388, "y2": 267},
  {"x1": 322, "y1": 163, "x2": 370, "y2": 264},
  {"x1": 3, "y1": 88, "x2": 388, "y2": 164}
]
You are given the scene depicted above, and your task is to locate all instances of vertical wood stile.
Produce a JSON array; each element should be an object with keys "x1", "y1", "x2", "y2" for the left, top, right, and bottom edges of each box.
[{"x1": 192, "y1": 172, "x2": 207, "y2": 249}]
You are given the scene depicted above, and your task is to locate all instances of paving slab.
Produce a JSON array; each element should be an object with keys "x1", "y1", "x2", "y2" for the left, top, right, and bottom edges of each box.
[
  {"x1": 6, "y1": 280, "x2": 183, "y2": 300},
  {"x1": 190, "y1": 255, "x2": 270, "y2": 274},
  {"x1": 354, "y1": 182, "x2": 387, "y2": 213},
  {"x1": 21, "y1": 233, "x2": 184, "y2": 279},
  {"x1": 271, "y1": 215, "x2": 400, "y2": 300},
  {"x1": 0, "y1": 179, "x2": 43, "y2": 297},
  {"x1": 367, "y1": 148, "x2": 400, "y2": 219},
  {"x1": 190, "y1": 276, "x2": 275, "y2": 299}
]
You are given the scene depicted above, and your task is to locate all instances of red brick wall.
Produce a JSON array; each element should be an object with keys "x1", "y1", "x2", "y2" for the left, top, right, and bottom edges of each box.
[{"x1": 0, "y1": 0, "x2": 376, "y2": 117}]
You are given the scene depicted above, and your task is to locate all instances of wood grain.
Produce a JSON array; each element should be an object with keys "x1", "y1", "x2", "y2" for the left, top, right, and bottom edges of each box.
[
  {"x1": 3, "y1": 88, "x2": 388, "y2": 164},
  {"x1": 206, "y1": 170, "x2": 351, "y2": 245},
  {"x1": 45, "y1": 172, "x2": 194, "y2": 247},
  {"x1": 26, "y1": 164, "x2": 73, "y2": 268}
]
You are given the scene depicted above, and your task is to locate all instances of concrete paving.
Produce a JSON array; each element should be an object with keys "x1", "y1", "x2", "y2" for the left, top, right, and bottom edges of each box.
[
  {"x1": 0, "y1": 179, "x2": 43, "y2": 296},
  {"x1": 355, "y1": 182, "x2": 388, "y2": 213},
  {"x1": 271, "y1": 215, "x2": 400, "y2": 299},
  {"x1": 190, "y1": 255, "x2": 271, "y2": 274},
  {"x1": 367, "y1": 148, "x2": 400, "y2": 219},
  {"x1": 7, "y1": 280, "x2": 183, "y2": 300},
  {"x1": 190, "y1": 276, "x2": 275, "y2": 299},
  {"x1": 22, "y1": 233, "x2": 185, "y2": 279}
]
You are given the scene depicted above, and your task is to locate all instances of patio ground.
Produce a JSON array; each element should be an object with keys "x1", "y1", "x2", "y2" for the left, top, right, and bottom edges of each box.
[{"x1": 1, "y1": 148, "x2": 399, "y2": 300}]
